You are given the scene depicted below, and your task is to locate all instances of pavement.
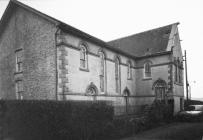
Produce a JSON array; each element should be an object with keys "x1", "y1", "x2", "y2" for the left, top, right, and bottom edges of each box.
[{"x1": 120, "y1": 122, "x2": 203, "y2": 140}]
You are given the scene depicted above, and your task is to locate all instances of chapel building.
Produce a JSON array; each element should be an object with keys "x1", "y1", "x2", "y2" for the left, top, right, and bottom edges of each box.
[{"x1": 0, "y1": 0, "x2": 184, "y2": 115}]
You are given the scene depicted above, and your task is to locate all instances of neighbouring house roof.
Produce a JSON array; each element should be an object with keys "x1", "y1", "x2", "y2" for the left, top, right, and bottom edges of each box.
[
  {"x1": 108, "y1": 23, "x2": 179, "y2": 57},
  {"x1": 0, "y1": 0, "x2": 177, "y2": 59}
]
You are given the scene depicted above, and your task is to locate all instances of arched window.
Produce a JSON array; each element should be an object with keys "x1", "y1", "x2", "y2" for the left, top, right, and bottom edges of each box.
[
  {"x1": 80, "y1": 44, "x2": 88, "y2": 69},
  {"x1": 86, "y1": 82, "x2": 98, "y2": 95},
  {"x1": 144, "y1": 62, "x2": 151, "y2": 78},
  {"x1": 115, "y1": 57, "x2": 120, "y2": 93},
  {"x1": 123, "y1": 87, "x2": 130, "y2": 96},
  {"x1": 99, "y1": 51, "x2": 106, "y2": 92},
  {"x1": 127, "y1": 61, "x2": 132, "y2": 80}
]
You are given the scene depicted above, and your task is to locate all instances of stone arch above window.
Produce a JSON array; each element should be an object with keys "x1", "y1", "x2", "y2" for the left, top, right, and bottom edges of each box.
[
  {"x1": 123, "y1": 87, "x2": 130, "y2": 96},
  {"x1": 86, "y1": 82, "x2": 98, "y2": 95},
  {"x1": 97, "y1": 48, "x2": 106, "y2": 58},
  {"x1": 79, "y1": 41, "x2": 89, "y2": 51}
]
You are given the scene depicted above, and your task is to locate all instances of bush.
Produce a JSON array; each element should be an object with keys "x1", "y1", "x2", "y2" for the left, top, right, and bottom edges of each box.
[
  {"x1": 147, "y1": 101, "x2": 174, "y2": 123},
  {"x1": 0, "y1": 100, "x2": 113, "y2": 140}
]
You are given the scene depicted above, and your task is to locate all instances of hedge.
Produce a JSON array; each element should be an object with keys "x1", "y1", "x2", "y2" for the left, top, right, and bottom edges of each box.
[
  {"x1": 0, "y1": 100, "x2": 174, "y2": 140},
  {"x1": 0, "y1": 100, "x2": 113, "y2": 140}
]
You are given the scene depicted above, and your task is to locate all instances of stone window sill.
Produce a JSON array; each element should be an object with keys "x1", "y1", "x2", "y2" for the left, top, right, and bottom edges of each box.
[
  {"x1": 79, "y1": 67, "x2": 89, "y2": 72},
  {"x1": 14, "y1": 71, "x2": 23, "y2": 75},
  {"x1": 174, "y1": 82, "x2": 183, "y2": 86},
  {"x1": 127, "y1": 77, "x2": 133, "y2": 80},
  {"x1": 142, "y1": 77, "x2": 152, "y2": 81}
]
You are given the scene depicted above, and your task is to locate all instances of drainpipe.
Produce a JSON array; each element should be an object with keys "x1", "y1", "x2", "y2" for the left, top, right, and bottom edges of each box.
[
  {"x1": 54, "y1": 27, "x2": 60, "y2": 100},
  {"x1": 170, "y1": 46, "x2": 174, "y2": 98}
]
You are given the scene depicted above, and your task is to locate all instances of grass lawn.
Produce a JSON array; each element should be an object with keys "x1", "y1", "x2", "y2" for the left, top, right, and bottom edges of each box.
[{"x1": 121, "y1": 122, "x2": 203, "y2": 140}]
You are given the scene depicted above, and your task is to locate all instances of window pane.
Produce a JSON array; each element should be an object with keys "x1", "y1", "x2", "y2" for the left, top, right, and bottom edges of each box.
[
  {"x1": 100, "y1": 76, "x2": 104, "y2": 92},
  {"x1": 16, "y1": 50, "x2": 23, "y2": 72},
  {"x1": 16, "y1": 81, "x2": 23, "y2": 92},
  {"x1": 127, "y1": 63, "x2": 131, "y2": 79},
  {"x1": 80, "y1": 60, "x2": 85, "y2": 68},
  {"x1": 80, "y1": 49, "x2": 85, "y2": 60},
  {"x1": 17, "y1": 51, "x2": 23, "y2": 62},
  {"x1": 100, "y1": 56, "x2": 104, "y2": 75}
]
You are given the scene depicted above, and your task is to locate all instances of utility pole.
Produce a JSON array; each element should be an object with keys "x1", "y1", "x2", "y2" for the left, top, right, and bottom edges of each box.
[{"x1": 183, "y1": 50, "x2": 189, "y2": 101}]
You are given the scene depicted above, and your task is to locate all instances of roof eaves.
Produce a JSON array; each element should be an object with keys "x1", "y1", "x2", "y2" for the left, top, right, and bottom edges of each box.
[
  {"x1": 135, "y1": 51, "x2": 172, "y2": 60},
  {"x1": 59, "y1": 23, "x2": 137, "y2": 59}
]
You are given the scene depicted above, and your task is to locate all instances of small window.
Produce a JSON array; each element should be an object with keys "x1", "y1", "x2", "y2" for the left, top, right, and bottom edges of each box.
[
  {"x1": 86, "y1": 82, "x2": 98, "y2": 95},
  {"x1": 15, "y1": 80, "x2": 23, "y2": 100},
  {"x1": 15, "y1": 49, "x2": 23, "y2": 72},
  {"x1": 80, "y1": 44, "x2": 88, "y2": 70},
  {"x1": 144, "y1": 62, "x2": 151, "y2": 78},
  {"x1": 127, "y1": 61, "x2": 132, "y2": 79}
]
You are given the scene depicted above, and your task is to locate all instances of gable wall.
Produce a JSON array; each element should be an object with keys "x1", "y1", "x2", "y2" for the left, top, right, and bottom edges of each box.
[
  {"x1": 167, "y1": 25, "x2": 184, "y2": 98},
  {"x1": 172, "y1": 27, "x2": 184, "y2": 97},
  {"x1": 0, "y1": 10, "x2": 16, "y2": 99},
  {"x1": 16, "y1": 7, "x2": 57, "y2": 99},
  {"x1": 0, "y1": 6, "x2": 57, "y2": 99}
]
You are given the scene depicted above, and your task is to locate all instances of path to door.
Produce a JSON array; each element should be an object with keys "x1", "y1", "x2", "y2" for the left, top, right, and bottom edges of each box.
[{"x1": 120, "y1": 122, "x2": 203, "y2": 140}]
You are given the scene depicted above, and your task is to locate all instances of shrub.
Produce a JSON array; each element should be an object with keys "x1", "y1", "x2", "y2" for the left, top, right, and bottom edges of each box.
[{"x1": 147, "y1": 101, "x2": 174, "y2": 123}]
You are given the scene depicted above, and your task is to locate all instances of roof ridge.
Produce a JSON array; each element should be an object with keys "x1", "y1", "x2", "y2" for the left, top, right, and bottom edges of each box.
[{"x1": 108, "y1": 22, "x2": 179, "y2": 43}]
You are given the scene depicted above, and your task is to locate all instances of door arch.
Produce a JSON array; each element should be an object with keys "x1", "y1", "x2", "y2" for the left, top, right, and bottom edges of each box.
[
  {"x1": 123, "y1": 87, "x2": 130, "y2": 114},
  {"x1": 152, "y1": 79, "x2": 167, "y2": 101}
]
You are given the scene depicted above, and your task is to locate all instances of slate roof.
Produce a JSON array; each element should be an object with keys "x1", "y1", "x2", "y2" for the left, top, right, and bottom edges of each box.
[{"x1": 108, "y1": 23, "x2": 178, "y2": 57}]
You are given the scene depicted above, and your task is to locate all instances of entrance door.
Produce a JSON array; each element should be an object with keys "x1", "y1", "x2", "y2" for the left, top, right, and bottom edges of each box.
[
  {"x1": 155, "y1": 86, "x2": 166, "y2": 100},
  {"x1": 123, "y1": 87, "x2": 130, "y2": 114},
  {"x1": 153, "y1": 79, "x2": 167, "y2": 101}
]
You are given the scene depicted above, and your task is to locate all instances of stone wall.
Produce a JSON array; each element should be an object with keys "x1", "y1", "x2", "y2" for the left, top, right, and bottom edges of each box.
[
  {"x1": 0, "y1": 9, "x2": 16, "y2": 99},
  {"x1": 57, "y1": 32, "x2": 137, "y2": 97},
  {"x1": 135, "y1": 55, "x2": 172, "y2": 97},
  {"x1": 0, "y1": 7, "x2": 57, "y2": 99}
]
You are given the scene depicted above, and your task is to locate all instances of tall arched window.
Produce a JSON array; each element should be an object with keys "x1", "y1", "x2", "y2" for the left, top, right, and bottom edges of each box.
[
  {"x1": 115, "y1": 57, "x2": 120, "y2": 93},
  {"x1": 127, "y1": 61, "x2": 132, "y2": 80},
  {"x1": 144, "y1": 62, "x2": 151, "y2": 78},
  {"x1": 80, "y1": 44, "x2": 88, "y2": 69},
  {"x1": 99, "y1": 51, "x2": 106, "y2": 92}
]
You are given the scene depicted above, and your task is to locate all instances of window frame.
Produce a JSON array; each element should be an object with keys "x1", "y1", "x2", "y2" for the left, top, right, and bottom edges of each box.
[
  {"x1": 98, "y1": 51, "x2": 106, "y2": 93},
  {"x1": 127, "y1": 61, "x2": 132, "y2": 80},
  {"x1": 15, "y1": 49, "x2": 23, "y2": 73},
  {"x1": 79, "y1": 43, "x2": 89, "y2": 71},
  {"x1": 115, "y1": 56, "x2": 121, "y2": 93},
  {"x1": 143, "y1": 61, "x2": 152, "y2": 79},
  {"x1": 15, "y1": 80, "x2": 23, "y2": 100}
]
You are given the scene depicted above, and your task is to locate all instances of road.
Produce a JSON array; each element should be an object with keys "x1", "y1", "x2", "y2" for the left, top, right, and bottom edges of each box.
[{"x1": 121, "y1": 122, "x2": 203, "y2": 140}]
